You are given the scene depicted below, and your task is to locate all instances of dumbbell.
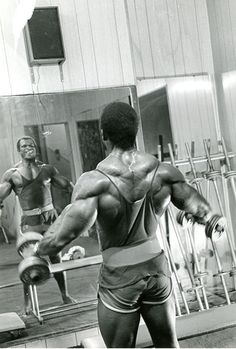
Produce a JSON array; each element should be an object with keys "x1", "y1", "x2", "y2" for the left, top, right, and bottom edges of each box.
[
  {"x1": 16, "y1": 232, "x2": 50, "y2": 285},
  {"x1": 177, "y1": 211, "x2": 225, "y2": 240}
]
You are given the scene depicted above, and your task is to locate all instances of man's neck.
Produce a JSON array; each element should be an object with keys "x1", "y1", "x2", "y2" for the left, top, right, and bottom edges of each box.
[
  {"x1": 110, "y1": 146, "x2": 136, "y2": 156},
  {"x1": 21, "y1": 158, "x2": 37, "y2": 168}
]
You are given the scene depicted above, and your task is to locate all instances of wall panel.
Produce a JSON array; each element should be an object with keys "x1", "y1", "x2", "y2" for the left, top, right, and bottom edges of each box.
[
  {"x1": 145, "y1": 0, "x2": 175, "y2": 76},
  {"x1": 127, "y1": 0, "x2": 214, "y2": 78},
  {"x1": 0, "y1": 1, "x2": 33, "y2": 95},
  {"x1": 0, "y1": 0, "x2": 135, "y2": 96}
]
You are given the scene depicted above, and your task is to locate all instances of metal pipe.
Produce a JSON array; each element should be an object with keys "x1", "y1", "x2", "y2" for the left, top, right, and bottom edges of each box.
[
  {"x1": 32, "y1": 285, "x2": 43, "y2": 323},
  {"x1": 203, "y1": 140, "x2": 236, "y2": 267},
  {"x1": 186, "y1": 224, "x2": 209, "y2": 309},
  {"x1": 168, "y1": 207, "x2": 205, "y2": 310},
  {"x1": 210, "y1": 238, "x2": 231, "y2": 305},
  {"x1": 166, "y1": 152, "x2": 236, "y2": 167},
  {"x1": 185, "y1": 143, "x2": 204, "y2": 195},
  {"x1": 159, "y1": 221, "x2": 189, "y2": 315},
  {"x1": 29, "y1": 285, "x2": 36, "y2": 314}
]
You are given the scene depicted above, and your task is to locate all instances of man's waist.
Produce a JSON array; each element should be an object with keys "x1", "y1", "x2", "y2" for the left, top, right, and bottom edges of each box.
[
  {"x1": 22, "y1": 203, "x2": 54, "y2": 216},
  {"x1": 102, "y1": 238, "x2": 162, "y2": 267}
]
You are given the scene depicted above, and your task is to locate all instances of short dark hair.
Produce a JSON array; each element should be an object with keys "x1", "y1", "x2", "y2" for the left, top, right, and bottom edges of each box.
[
  {"x1": 16, "y1": 136, "x2": 37, "y2": 152},
  {"x1": 100, "y1": 102, "x2": 139, "y2": 150}
]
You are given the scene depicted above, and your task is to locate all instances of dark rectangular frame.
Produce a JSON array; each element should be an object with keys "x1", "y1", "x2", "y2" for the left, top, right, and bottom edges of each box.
[{"x1": 24, "y1": 7, "x2": 65, "y2": 66}]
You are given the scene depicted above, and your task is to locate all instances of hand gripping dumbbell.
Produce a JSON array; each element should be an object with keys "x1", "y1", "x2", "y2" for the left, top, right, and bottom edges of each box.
[
  {"x1": 16, "y1": 232, "x2": 50, "y2": 285},
  {"x1": 177, "y1": 211, "x2": 226, "y2": 240}
]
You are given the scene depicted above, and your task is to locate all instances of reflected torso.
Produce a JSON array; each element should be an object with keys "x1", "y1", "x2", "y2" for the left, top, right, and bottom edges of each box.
[{"x1": 9, "y1": 161, "x2": 54, "y2": 210}]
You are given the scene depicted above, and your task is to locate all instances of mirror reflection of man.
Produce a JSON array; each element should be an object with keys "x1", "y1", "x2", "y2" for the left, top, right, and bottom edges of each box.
[{"x1": 0, "y1": 136, "x2": 75, "y2": 313}]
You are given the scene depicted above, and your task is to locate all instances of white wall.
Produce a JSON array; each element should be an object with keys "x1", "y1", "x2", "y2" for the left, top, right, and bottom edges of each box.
[{"x1": 0, "y1": 0, "x2": 135, "y2": 96}]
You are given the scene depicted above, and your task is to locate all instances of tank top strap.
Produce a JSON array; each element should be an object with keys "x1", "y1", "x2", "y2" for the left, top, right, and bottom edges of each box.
[
  {"x1": 150, "y1": 160, "x2": 160, "y2": 191},
  {"x1": 95, "y1": 168, "x2": 132, "y2": 203}
]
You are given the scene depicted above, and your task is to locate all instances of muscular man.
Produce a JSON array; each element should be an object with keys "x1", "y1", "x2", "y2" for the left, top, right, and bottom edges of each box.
[
  {"x1": 35, "y1": 102, "x2": 214, "y2": 348},
  {"x1": 0, "y1": 136, "x2": 74, "y2": 313}
]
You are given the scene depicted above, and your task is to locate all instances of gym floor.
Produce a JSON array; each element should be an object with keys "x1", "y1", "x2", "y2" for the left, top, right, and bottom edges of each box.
[{"x1": 1, "y1": 237, "x2": 236, "y2": 348}]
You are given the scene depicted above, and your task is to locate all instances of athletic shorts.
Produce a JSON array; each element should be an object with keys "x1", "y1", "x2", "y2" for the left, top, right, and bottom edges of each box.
[{"x1": 98, "y1": 273, "x2": 172, "y2": 313}]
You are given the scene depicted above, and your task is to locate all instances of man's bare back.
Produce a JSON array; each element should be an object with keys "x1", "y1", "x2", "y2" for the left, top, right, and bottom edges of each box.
[{"x1": 35, "y1": 102, "x2": 218, "y2": 348}]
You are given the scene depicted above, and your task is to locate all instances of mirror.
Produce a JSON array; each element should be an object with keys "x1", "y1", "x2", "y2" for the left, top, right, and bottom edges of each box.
[
  {"x1": 0, "y1": 86, "x2": 136, "y2": 314},
  {"x1": 137, "y1": 75, "x2": 233, "y2": 304}
]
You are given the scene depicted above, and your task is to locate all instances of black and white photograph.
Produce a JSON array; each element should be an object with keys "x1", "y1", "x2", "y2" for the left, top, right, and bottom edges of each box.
[{"x1": 0, "y1": 0, "x2": 236, "y2": 348}]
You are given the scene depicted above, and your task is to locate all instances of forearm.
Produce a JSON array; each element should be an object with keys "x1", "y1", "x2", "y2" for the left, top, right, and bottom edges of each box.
[
  {"x1": 37, "y1": 199, "x2": 97, "y2": 256},
  {"x1": 171, "y1": 182, "x2": 212, "y2": 222},
  {"x1": 36, "y1": 204, "x2": 78, "y2": 256}
]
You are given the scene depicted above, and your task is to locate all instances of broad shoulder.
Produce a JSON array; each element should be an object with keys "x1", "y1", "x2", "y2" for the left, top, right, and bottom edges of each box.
[
  {"x1": 97, "y1": 151, "x2": 158, "y2": 175},
  {"x1": 72, "y1": 170, "x2": 110, "y2": 201},
  {"x1": 156, "y1": 162, "x2": 185, "y2": 184},
  {"x1": 1, "y1": 167, "x2": 18, "y2": 181}
]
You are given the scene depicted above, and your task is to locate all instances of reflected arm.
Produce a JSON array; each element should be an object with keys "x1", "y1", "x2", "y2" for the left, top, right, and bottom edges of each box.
[{"x1": 0, "y1": 169, "x2": 15, "y2": 203}]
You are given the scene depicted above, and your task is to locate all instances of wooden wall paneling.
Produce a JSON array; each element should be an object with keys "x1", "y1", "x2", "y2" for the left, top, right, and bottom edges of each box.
[
  {"x1": 0, "y1": 1, "x2": 32, "y2": 95},
  {"x1": 52, "y1": 0, "x2": 86, "y2": 91},
  {"x1": 0, "y1": 21, "x2": 12, "y2": 96},
  {"x1": 217, "y1": 0, "x2": 235, "y2": 72},
  {"x1": 205, "y1": 77, "x2": 220, "y2": 153},
  {"x1": 127, "y1": 0, "x2": 155, "y2": 77},
  {"x1": 176, "y1": 0, "x2": 202, "y2": 74},
  {"x1": 167, "y1": 78, "x2": 192, "y2": 159},
  {"x1": 145, "y1": 0, "x2": 175, "y2": 77},
  {"x1": 207, "y1": 0, "x2": 227, "y2": 74},
  {"x1": 194, "y1": 0, "x2": 214, "y2": 73},
  {"x1": 125, "y1": 0, "x2": 144, "y2": 78},
  {"x1": 228, "y1": 0, "x2": 236, "y2": 67},
  {"x1": 86, "y1": 0, "x2": 124, "y2": 87},
  {"x1": 112, "y1": 0, "x2": 135, "y2": 86},
  {"x1": 195, "y1": 76, "x2": 216, "y2": 153},
  {"x1": 30, "y1": 36, "x2": 62, "y2": 92},
  {"x1": 167, "y1": 76, "x2": 219, "y2": 159},
  {"x1": 222, "y1": 74, "x2": 236, "y2": 153},
  {"x1": 73, "y1": 0, "x2": 99, "y2": 89},
  {"x1": 165, "y1": 0, "x2": 185, "y2": 75},
  {"x1": 182, "y1": 77, "x2": 203, "y2": 156}
]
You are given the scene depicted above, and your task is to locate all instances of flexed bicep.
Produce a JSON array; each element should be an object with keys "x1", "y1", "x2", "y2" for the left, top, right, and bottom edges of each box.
[{"x1": 0, "y1": 169, "x2": 15, "y2": 201}]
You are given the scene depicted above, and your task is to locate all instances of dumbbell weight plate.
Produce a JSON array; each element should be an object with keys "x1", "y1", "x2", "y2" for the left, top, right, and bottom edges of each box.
[
  {"x1": 205, "y1": 215, "x2": 226, "y2": 240},
  {"x1": 16, "y1": 232, "x2": 43, "y2": 257},
  {"x1": 18, "y1": 256, "x2": 50, "y2": 285}
]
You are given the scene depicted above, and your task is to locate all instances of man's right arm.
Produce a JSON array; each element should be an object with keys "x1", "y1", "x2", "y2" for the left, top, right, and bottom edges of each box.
[
  {"x1": 0, "y1": 169, "x2": 15, "y2": 203},
  {"x1": 35, "y1": 171, "x2": 106, "y2": 257}
]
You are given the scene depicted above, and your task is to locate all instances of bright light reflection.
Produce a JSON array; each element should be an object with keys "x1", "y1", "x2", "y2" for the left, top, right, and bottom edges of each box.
[
  {"x1": 170, "y1": 78, "x2": 212, "y2": 94},
  {"x1": 222, "y1": 71, "x2": 236, "y2": 90}
]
